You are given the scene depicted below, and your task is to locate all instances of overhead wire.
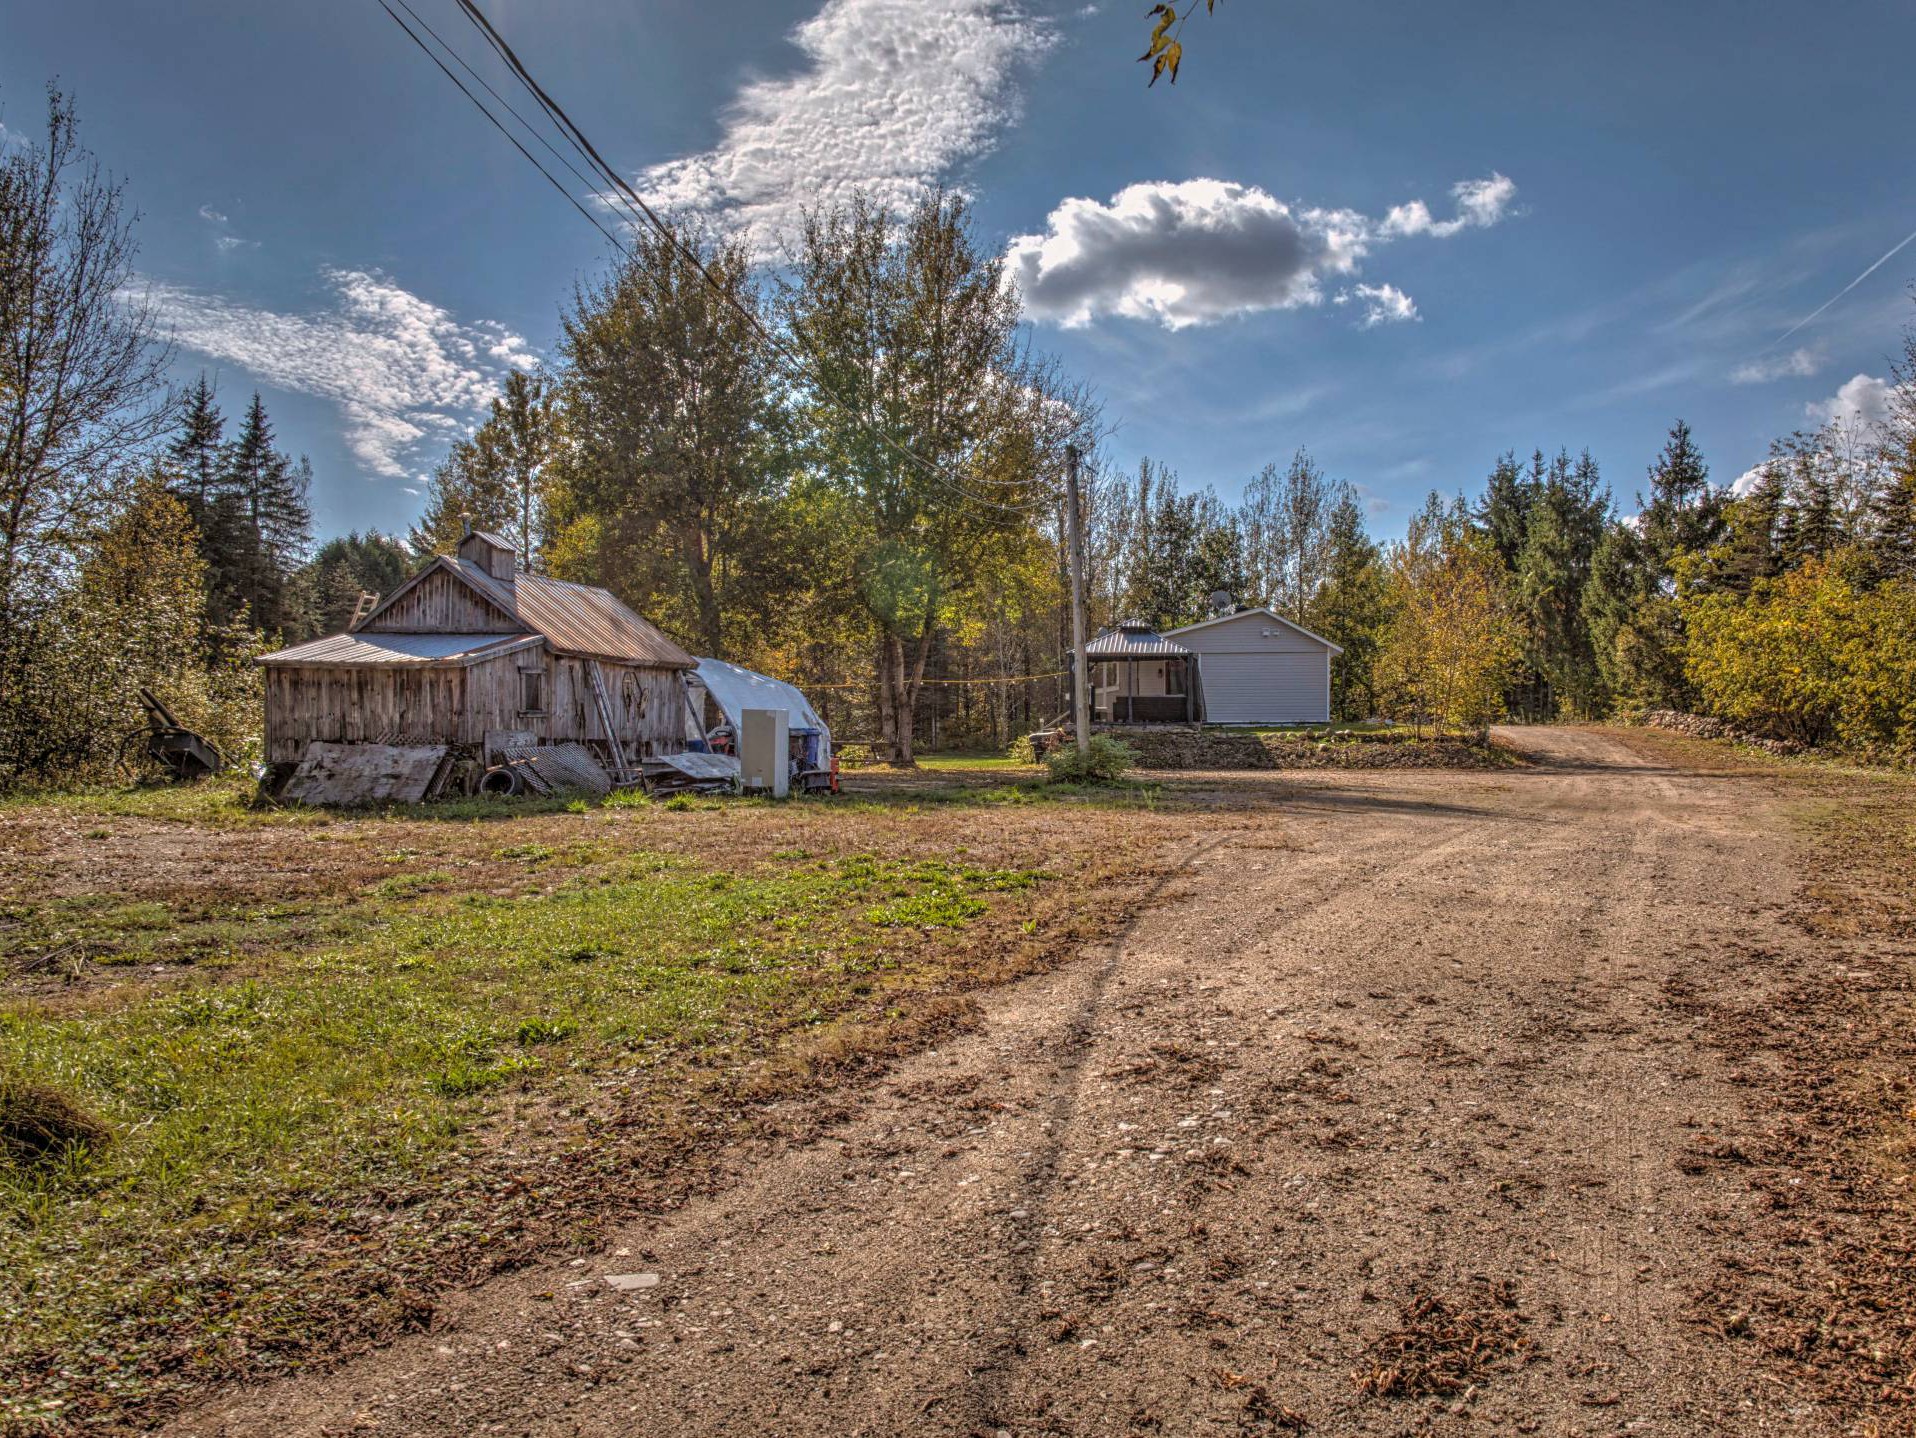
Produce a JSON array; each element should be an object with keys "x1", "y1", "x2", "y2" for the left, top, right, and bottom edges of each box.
[
  {"x1": 434, "y1": 0, "x2": 1064, "y2": 516},
  {"x1": 387, "y1": 0, "x2": 635, "y2": 255},
  {"x1": 374, "y1": 0, "x2": 631, "y2": 258}
]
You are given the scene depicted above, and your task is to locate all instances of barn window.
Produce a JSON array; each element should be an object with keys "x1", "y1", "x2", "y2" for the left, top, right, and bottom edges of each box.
[
  {"x1": 519, "y1": 666, "x2": 546, "y2": 714},
  {"x1": 624, "y1": 673, "x2": 646, "y2": 720},
  {"x1": 1165, "y1": 660, "x2": 1186, "y2": 696}
]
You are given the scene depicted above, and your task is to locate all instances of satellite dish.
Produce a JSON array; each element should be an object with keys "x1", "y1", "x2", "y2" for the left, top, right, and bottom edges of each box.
[{"x1": 1207, "y1": 589, "x2": 1235, "y2": 616}]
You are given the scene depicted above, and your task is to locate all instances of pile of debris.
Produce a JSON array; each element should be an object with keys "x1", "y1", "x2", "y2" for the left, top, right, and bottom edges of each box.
[
  {"x1": 1354, "y1": 1282, "x2": 1534, "y2": 1399},
  {"x1": 1100, "y1": 726, "x2": 1514, "y2": 771},
  {"x1": 1625, "y1": 710, "x2": 1807, "y2": 756}
]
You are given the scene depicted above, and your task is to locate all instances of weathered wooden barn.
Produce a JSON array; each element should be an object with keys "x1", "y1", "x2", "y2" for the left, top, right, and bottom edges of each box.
[{"x1": 258, "y1": 530, "x2": 695, "y2": 774}]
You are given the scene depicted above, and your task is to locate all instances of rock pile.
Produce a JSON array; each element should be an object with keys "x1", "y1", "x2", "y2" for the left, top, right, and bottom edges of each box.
[{"x1": 1627, "y1": 710, "x2": 1806, "y2": 756}]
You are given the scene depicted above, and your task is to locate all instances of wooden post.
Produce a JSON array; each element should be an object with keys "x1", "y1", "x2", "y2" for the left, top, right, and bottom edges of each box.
[{"x1": 1064, "y1": 444, "x2": 1090, "y2": 756}]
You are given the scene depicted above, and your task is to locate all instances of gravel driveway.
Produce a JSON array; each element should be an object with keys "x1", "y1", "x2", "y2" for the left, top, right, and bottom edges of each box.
[{"x1": 171, "y1": 727, "x2": 1854, "y2": 1436}]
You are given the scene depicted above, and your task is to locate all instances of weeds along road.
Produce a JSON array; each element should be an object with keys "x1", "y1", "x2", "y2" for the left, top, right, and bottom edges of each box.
[{"x1": 175, "y1": 727, "x2": 1843, "y2": 1436}]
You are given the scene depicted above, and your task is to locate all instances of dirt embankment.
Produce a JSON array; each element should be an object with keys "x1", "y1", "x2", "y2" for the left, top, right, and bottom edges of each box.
[
  {"x1": 163, "y1": 725, "x2": 1914, "y2": 1437},
  {"x1": 1109, "y1": 726, "x2": 1516, "y2": 771}
]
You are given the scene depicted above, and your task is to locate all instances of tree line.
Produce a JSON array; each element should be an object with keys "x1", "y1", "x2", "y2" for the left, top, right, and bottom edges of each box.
[
  {"x1": 0, "y1": 90, "x2": 394, "y2": 784},
  {"x1": 4, "y1": 86, "x2": 1913, "y2": 787}
]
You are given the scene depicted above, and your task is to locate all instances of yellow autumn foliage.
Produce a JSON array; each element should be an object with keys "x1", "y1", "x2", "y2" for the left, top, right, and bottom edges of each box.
[{"x1": 1685, "y1": 551, "x2": 1916, "y2": 755}]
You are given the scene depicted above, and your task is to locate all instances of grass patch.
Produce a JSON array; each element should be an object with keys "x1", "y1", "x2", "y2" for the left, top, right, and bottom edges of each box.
[
  {"x1": 0, "y1": 846, "x2": 1060, "y2": 1425},
  {"x1": 915, "y1": 753, "x2": 1042, "y2": 772},
  {"x1": 0, "y1": 1070, "x2": 110, "y2": 1167}
]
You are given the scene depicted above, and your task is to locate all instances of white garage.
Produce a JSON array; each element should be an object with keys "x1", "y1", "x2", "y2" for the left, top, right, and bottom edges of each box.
[{"x1": 1167, "y1": 608, "x2": 1343, "y2": 725}]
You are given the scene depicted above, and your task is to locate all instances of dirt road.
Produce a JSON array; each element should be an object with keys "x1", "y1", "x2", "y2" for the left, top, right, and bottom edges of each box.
[{"x1": 173, "y1": 728, "x2": 1852, "y2": 1436}]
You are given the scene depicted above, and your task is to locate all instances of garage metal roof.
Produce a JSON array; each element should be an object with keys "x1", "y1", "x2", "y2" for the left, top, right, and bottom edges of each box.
[{"x1": 259, "y1": 631, "x2": 541, "y2": 667}]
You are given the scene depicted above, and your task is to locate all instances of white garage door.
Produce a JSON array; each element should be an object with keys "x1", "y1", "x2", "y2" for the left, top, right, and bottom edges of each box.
[{"x1": 1198, "y1": 652, "x2": 1329, "y2": 724}]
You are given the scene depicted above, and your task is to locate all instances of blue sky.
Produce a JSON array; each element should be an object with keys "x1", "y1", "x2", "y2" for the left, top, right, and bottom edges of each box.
[{"x1": 5, "y1": 0, "x2": 1911, "y2": 541}]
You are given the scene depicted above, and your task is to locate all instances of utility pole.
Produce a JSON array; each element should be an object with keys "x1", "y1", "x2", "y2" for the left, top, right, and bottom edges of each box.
[{"x1": 1063, "y1": 443, "x2": 1091, "y2": 755}]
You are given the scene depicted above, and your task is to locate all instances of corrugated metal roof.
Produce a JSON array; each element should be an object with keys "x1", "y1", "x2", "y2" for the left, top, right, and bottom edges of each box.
[
  {"x1": 1084, "y1": 626, "x2": 1191, "y2": 659},
  {"x1": 453, "y1": 561, "x2": 697, "y2": 669},
  {"x1": 259, "y1": 631, "x2": 537, "y2": 667}
]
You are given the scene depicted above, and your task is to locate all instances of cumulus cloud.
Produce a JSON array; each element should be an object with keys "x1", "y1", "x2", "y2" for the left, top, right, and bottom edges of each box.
[
  {"x1": 636, "y1": 0, "x2": 1051, "y2": 256},
  {"x1": 1005, "y1": 180, "x2": 1372, "y2": 330},
  {"x1": 144, "y1": 268, "x2": 538, "y2": 477},
  {"x1": 1379, "y1": 173, "x2": 1517, "y2": 239},
  {"x1": 1008, "y1": 173, "x2": 1515, "y2": 331},
  {"x1": 1730, "y1": 346, "x2": 1822, "y2": 384},
  {"x1": 1807, "y1": 372, "x2": 1893, "y2": 432},
  {"x1": 1346, "y1": 282, "x2": 1419, "y2": 328}
]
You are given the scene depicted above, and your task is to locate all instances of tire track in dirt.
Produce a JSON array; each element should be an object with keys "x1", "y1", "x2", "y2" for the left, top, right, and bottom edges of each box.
[{"x1": 170, "y1": 729, "x2": 1839, "y2": 1437}]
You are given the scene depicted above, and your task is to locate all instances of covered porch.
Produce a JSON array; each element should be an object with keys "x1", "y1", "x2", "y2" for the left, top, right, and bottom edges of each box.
[{"x1": 1085, "y1": 621, "x2": 1200, "y2": 725}]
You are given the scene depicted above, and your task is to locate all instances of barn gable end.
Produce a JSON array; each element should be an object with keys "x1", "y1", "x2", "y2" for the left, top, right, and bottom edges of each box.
[{"x1": 357, "y1": 561, "x2": 524, "y2": 635}]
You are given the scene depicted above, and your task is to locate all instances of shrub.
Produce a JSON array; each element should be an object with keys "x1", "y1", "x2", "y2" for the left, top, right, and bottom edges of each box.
[
  {"x1": 1686, "y1": 555, "x2": 1916, "y2": 753},
  {"x1": 0, "y1": 1070, "x2": 110, "y2": 1166},
  {"x1": 1043, "y1": 735, "x2": 1136, "y2": 785}
]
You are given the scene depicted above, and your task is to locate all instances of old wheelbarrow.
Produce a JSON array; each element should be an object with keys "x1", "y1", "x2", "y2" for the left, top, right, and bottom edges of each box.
[{"x1": 118, "y1": 687, "x2": 224, "y2": 782}]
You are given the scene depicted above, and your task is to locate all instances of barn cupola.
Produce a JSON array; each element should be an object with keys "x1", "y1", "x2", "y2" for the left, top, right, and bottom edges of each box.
[{"x1": 457, "y1": 523, "x2": 519, "y2": 586}]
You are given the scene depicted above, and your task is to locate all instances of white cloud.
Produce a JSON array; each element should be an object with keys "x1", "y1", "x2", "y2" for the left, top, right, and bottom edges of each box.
[
  {"x1": 1729, "y1": 346, "x2": 1822, "y2": 384},
  {"x1": 1347, "y1": 281, "x2": 1419, "y2": 328},
  {"x1": 143, "y1": 268, "x2": 538, "y2": 478},
  {"x1": 1005, "y1": 180, "x2": 1372, "y2": 330},
  {"x1": 1731, "y1": 465, "x2": 1767, "y2": 497},
  {"x1": 198, "y1": 204, "x2": 228, "y2": 225},
  {"x1": 1379, "y1": 173, "x2": 1517, "y2": 239},
  {"x1": 1008, "y1": 173, "x2": 1514, "y2": 331},
  {"x1": 1807, "y1": 372, "x2": 1892, "y2": 432},
  {"x1": 636, "y1": 0, "x2": 1051, "y2": 257}
]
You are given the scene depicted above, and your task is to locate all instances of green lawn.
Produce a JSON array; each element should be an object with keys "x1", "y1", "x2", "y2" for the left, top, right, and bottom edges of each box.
[
  {"x1": 914, "y1": 752, "x2": 1042, "y2": 771},
  {"x1": 0, "y1": 775, "x2": 1180, "y2": 1429}
]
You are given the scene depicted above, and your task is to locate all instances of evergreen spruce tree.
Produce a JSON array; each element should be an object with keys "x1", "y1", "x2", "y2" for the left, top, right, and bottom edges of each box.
[
  {"x1": 1713, "y1": 464, "x2": 1785, "y2": 594},
  {"x1": 1515, "y1": 449, "x2": 1609, "y2": 715},
  {"x1": 165, "y1": 375, "x2": 249, "y2": 633},
  {"x1": 1870, "y1": 304, "x2": 1916, "y2": 579},
  {"x1": 1580, "y1": 422, "x2": 1721, "y2": 712},
  {"x1": 1868, "y1": 469, "x2": 1916, "y2": 581},
  {"x1": 288, "y1": 531, "x2": 417, "y2": 640},
  {"x1": 168, "y1": 375, "x2": 225, "y2": 509},
  {"x1": 1311, "y1": 488, "x2": 1387, "y2": 718},
  {"x1": 219, "y1": 394, "x2": 312, "y2": 636},
  {"x1": 1640, "y1": 419, "x2": 1722, "y2": 562},
  {"x1": 1474, "y1": 451, "x2": 1537, "y2": 575}
]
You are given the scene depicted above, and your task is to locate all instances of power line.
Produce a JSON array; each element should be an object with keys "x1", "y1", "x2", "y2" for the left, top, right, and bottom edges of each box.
[
  {"x1": 436, "y1": 0, "x2": 1061, "y2": 517},
  {"x1": 374, "y1": 0, "x2": 630, "y2": 258},
  {"x1": 388, "y1": 0, "x2": 630, "y2": 249}
]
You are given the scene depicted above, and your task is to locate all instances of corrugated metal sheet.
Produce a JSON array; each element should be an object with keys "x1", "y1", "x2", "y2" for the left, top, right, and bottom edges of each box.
[
  {"x1": 259, "y1": 631, "x2": 536, "y2": 667},
  {"x1": 453, "y1": 561, "x2": 696, "y2": 669},
  {"x1": 1085, "y1": 625, "x2": 1191, "y2": 659}
]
